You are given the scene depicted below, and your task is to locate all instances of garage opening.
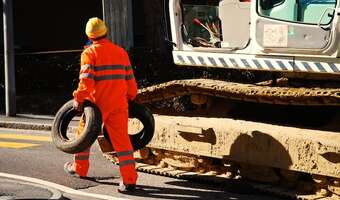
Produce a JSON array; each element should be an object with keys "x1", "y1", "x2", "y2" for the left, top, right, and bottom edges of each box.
[{"x1": 0, "y1": 0, "x2": 103, "y2": 114}]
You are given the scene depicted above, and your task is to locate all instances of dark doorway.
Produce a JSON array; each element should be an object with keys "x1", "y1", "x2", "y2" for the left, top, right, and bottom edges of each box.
[
  {"x1": 0, "y1": 0, "x2": 103, "y2": 115},
  {"x1": 12, "y1": 0, "x2": 102, "y2": 52}
]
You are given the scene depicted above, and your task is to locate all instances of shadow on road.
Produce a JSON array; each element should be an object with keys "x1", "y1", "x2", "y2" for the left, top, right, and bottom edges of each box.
[
  {"x1": 83, "y1": 176, "x2": 276, "y2": 200},
  {"x1": 125, "y1": 180, "x2": 265, "y2": 200},
  {"x1": 79, "y1": 176, "x2": 117, "y2": 186}
]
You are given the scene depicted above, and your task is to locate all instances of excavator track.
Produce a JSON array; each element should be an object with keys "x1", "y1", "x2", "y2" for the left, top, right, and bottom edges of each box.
[
  {"x1": 135, "y1": 79, "x2": 340, "y2": 106},
  {"x1": 100, "y1": 112, "x2": 340, "y2": 200},
  {"x1": 103, "y1": 153, "x2": 328, "y2": 200}
]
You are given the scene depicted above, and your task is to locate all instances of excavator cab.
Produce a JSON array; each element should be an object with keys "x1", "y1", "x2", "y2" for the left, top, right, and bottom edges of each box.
[{"x1": 170, "y1": 0, "x2": 340, "y2": 67}]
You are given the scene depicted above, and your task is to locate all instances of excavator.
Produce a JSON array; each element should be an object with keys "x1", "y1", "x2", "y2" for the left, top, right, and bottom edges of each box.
[
  {"x1": 53, "y1": 0, "x2": 340, "y2": 199},
  {"x1": 127, "y1": 0, "x2": 340, "y2": 199}
]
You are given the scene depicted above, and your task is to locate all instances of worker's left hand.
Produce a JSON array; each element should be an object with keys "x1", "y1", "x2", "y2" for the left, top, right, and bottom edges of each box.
[{"x1": 73, "y1": 100, "x2": 83, "y2": 111}]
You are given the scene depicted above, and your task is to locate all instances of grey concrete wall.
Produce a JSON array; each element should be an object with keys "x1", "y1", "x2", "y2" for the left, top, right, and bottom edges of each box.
[{"x1": 102, "y1": 0, "x2": 133, "y2": 49}]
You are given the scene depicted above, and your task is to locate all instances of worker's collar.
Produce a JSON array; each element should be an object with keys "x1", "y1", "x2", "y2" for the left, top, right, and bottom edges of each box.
[{"x1": 92, "y1": 38, "x2": 110, "y2": 44}]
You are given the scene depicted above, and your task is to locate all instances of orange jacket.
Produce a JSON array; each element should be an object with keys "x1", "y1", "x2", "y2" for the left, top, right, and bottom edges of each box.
[{"x1": 73, "y1": 38, "x2": 138, "y2": 114}]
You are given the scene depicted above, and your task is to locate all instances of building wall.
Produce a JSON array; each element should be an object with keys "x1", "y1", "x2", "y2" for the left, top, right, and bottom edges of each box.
[
  {"x1": 103, "y1": 0, "x2": 169, "y2": 50},
  {"x1": 132, "y1": 0, "x2": 164, "y2": 48},
  {"x1": 102, "y1": 0, "x2": 133, "y2": 49}
]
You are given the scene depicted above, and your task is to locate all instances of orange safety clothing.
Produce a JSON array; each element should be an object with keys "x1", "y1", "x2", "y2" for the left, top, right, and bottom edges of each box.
[
  {"x1": 105, "y1": 109, "x2": 137, "y2": 184},
  {"x1": 72, "y1": 38, "x2": 138, "y2": 184},
  {"x1": 73, "y1": 115, "x2": 90, "y2": 177},
  {"x1": 73, "y1": 38, "x2": 138, "y2": 113}
]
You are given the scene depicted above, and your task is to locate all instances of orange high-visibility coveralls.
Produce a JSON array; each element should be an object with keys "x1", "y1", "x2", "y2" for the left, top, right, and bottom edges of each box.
[{"x1": 72, "y1": 38, "x2": 138, "y2": 184}]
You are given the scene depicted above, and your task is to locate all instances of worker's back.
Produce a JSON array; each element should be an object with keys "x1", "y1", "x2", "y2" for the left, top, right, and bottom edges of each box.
[{"x1": 82, "y1": 38, "x2": 133, "y2": 114}]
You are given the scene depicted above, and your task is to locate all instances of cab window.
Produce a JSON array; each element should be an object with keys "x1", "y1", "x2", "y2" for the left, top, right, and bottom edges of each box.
[{"x1": 258, "y1": 0, "x2": 337, "y2": 25}]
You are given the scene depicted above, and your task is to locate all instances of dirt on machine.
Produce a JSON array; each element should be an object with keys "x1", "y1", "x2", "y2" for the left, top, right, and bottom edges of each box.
[{"x1": 102, "y1": 0, "x2": 340, "y2": 199}]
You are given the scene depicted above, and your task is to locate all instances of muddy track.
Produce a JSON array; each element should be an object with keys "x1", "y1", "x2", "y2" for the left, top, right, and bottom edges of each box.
[
  {"x1": 135, "y1": 79, "x2": 340, "y2": 106},
  {"x1": 103, "y1": 153, "x2": 324, "y2": 200}
]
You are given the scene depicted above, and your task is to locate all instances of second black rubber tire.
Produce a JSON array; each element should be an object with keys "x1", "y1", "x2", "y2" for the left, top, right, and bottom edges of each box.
[
  {"x1": 103, "y1": 102, "x2": 155, "y2": 151},
  {"x1": 128, "y1": 102, "x2": 155, "y2": 150}
]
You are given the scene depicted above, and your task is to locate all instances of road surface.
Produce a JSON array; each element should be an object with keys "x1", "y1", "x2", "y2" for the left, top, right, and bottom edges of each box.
[{"x1": 0, "y1": 127, "x2": 286, "y2": 200}]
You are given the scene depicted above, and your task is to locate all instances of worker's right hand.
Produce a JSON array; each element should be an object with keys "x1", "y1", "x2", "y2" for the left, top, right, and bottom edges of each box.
[
  {"x1": 127, "y1": 95, "x2": 136, "y2": 101},
  {"x1": 73, "y1": 100, "x2": 83, "y2": 111}
]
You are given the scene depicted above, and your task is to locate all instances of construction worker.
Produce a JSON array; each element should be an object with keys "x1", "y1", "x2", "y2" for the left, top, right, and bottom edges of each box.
[{"x1": 63, "y1": 17, "x2": 138, "y2": 193}]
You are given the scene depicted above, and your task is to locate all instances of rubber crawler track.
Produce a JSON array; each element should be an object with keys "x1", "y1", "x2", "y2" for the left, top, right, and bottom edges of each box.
[
  {"x1": 103, "y1": 153, "x2": 324, "y2": 200},
  {"x1": 135, "y1": 79, "x2": 340, "y2": 106}
]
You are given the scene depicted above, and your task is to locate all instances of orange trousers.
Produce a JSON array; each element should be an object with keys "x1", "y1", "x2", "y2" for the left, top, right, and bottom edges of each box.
[{"x1": 74, "y1": 109, "x2": 138, "y2": 184}]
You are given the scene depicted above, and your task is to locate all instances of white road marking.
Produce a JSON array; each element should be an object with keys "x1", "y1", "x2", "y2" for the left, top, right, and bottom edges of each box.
[{"x1": 0, "y1": 172, "x2": 130, "y2": 200}]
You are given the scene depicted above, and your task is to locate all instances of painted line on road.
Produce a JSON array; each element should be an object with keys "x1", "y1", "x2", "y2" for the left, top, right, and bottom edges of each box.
[
  {"x1": 0, "y1": 133, "x2": 52, "y2": 142},
  {"x1": 0, "y1": 172, "x2": 130, "y2": 200},
  {"x1": 0, "y1": 141, "x2": 39, "y2": 149}
]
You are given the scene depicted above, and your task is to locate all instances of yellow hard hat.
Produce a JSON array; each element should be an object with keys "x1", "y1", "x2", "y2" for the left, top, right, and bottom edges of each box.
[{"x1": 85, "y1": 17, "x2": 108, "y2": 39}]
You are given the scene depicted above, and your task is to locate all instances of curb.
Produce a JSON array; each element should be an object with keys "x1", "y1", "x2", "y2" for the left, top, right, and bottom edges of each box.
[
  {"x1": 1, "y1": 178, "x2": 63, "y2": 200},
  {"x1": 0, "y1": 121, "x2": 52, "y2": 131},
  {"x1": 0, "y1": 173, "x2": 130, "y2": 200},
  {"x1": 0, "y1": 121, "x2": 78, "y2": 132}
]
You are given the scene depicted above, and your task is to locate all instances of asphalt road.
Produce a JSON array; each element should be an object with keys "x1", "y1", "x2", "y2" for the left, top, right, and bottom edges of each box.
[{"x1": 0, "y1": 128, "x2": 286, "y2": 200}]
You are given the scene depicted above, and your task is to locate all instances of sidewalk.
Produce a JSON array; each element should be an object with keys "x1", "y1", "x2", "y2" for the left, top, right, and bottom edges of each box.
[
  {"x1": 0, "y1": 114, "x2": 54, "y2": 130},
  {"x1": 0, "y1": 114, "x2": 80, "y2": 131},
  {"x1": 0, "y1": 177, "x2": 63, "y2": 200}
]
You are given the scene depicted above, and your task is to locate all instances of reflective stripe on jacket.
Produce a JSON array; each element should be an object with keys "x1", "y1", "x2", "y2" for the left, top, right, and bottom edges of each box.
[{"x1": 73, "y1": 38, "x2": 138, "y2": 113}]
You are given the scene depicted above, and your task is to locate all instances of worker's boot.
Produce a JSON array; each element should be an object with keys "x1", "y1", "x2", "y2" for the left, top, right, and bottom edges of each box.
[
  {"x1": 63, "y1": 162, "x2": 86, "y2": 178},
  {"x1": 117, "y1": 181, "x2": 136, "y2": 193}
]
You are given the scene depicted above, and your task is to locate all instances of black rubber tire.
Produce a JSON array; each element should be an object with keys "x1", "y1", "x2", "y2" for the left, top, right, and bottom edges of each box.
[
  {"x1": 128, "y1": 102, "x2": 155, "y2": 150},
  {"x1": 51, "y1": 100, "x2": 102, "y2": 154},
  {"x1": 103, "y1": 102, "x2": 155, "y2": 151}
]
